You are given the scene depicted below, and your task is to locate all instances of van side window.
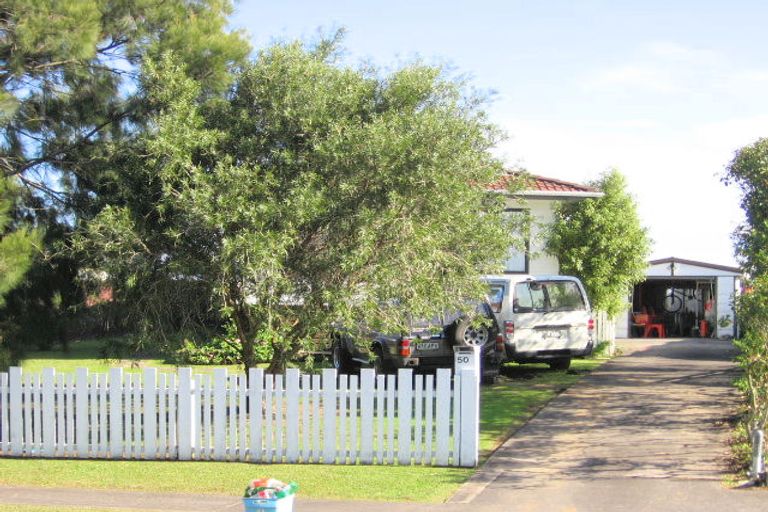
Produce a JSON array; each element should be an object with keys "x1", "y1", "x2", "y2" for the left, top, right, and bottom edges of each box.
[
  {"x1": 514, "y1": 282, "x2": 546, "y2": 313},
  {"x1": 488, "y1": 284, "x2": 505, "y2": 313}
]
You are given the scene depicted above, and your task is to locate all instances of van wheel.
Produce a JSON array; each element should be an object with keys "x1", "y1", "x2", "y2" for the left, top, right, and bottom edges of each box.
[
  {"x1": 454, "y1": 317, "x2": 490, "y2": 347},
  {"x1": 548, "y1": 357, "x2": 571, "y2": 371},
  {"x1": 331, "y1": 339, "x2": 357, "y2": 374}
]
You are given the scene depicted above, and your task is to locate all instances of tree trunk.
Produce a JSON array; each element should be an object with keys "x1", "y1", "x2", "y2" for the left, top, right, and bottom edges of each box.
[
  {"x1": 266, "y1": 350, "x2": 286, "y2": 375},
  {"x1": 223, "y1": 285, "x2": 256, "y2": 371}
]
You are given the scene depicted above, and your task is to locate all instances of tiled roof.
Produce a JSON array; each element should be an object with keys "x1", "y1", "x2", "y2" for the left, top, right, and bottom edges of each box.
[{"x1": 488, "y1": 172, "x2": 600, "y2": 195}]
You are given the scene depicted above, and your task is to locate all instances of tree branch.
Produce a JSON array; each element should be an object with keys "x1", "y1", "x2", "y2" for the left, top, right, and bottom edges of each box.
[{"x1": 17, "y1": 174, "x2": 70, "y2": 207}]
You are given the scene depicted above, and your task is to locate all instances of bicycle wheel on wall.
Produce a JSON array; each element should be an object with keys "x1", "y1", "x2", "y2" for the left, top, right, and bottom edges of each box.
[{"x1": 663, "y1": 293, "x2": 683, "y2": 313}]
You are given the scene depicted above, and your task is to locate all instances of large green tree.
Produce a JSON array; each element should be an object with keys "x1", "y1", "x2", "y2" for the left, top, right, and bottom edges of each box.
[
  {"x1": 0, "y1": 175, "x2": 42, "y2": 367},
  {"x1": 547, "y1": 169, "x2": 651, "y2": 319},
  {"x1": 74, "y1": 41, "x2": 518, "y2": 371},
  {"x1": 0, "y1": 176, "x2": 40, "y2": 304},
  {"x1": 1, "y1": 0, "x2": 249, "y2": 197},
  {"x1": 0, "y1": 0, "x2": 250, "y2": 350}
]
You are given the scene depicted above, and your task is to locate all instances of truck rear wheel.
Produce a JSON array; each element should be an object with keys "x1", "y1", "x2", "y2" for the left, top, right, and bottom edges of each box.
[
  {"x1": 331, "y1": 339, "x2": 358, "y2": 374},
  {"x1": 373, "y1": 345, "x2": 392, "y2": 375},
  {"x1": 548, "y1": 357, "x2": 571, "y2": 371}
]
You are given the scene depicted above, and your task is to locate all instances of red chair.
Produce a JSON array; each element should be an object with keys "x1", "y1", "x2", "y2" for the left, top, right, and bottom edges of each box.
[
  {"x1": 632, "y1": 313, "x2": 666, "y2": 338},
  {"x1": 643, "y1": 322, "x2": 666, "y2": 338}
]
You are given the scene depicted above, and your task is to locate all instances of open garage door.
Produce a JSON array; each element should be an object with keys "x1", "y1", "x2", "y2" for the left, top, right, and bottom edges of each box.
[{"x1": 631, "y1": 278, "x2": 717, "y2": 337}]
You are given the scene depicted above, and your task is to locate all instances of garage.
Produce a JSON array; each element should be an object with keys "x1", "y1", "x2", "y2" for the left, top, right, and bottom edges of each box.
[{"x1": 617, "y1": 257, "x2": 741, "y2": 339}]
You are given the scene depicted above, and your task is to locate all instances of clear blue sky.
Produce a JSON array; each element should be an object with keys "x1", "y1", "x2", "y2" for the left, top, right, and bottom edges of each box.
[{"x1": 231, "y1": 1, "x2": 768, "y2": 267}]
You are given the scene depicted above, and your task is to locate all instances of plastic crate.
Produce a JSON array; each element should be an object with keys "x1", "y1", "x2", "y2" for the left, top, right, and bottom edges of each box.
[{"x1": 243, "y1": 494, "x2": 295, "y2": 512}]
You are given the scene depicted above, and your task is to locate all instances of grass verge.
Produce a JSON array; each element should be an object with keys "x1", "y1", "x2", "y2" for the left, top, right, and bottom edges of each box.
[
  {"x1": 4, "y1": 344, "x2": 606, "y2": 502},
  {"x1": 0, "y1": 507, "x2": 164, "y2": 512}
]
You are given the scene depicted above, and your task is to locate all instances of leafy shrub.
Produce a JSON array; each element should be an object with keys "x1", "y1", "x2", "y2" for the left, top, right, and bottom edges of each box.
[
  {"x1": 175, "y1": 336, "x2": 273, "y2": 366},
  {"x1": 176, "y1": 337, "x2": 241, "y2": 365},
  {"x1": 734, "y1": 277, "x2": 768, "y2": 439},
  {"x1": 0, "y1": 345, "x2": 13, "y2": 372},
  {"x1": 591, "y1": 340, "x2": 620, "y2": 358}
]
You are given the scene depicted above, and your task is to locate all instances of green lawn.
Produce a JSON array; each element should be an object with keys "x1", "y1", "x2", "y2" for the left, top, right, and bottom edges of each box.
[
  {"x1": 19, "y1": 338, "x2": 241, "y2": 375},
  {"x1": 0, "y1": 507, "x2": 165, "y2": 512},
  {"x1": 0, "y1": 458, "x2": 472, "y2": 502},
  {"x1": 3, "y1": 342, "x2": 605, "y2": 503}
]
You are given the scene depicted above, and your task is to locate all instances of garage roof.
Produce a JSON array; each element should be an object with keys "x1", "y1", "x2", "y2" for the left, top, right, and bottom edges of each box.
[{"x1": 648, "y1": 257, "x2": 741, "y2": 277}]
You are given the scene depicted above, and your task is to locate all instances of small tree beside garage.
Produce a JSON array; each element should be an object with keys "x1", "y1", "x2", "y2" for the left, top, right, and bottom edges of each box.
[{"x1": 546, "y1": 169, "x2": 651, "y2": 352}]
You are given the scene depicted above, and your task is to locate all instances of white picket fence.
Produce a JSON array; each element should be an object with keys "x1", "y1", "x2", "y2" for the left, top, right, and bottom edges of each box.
[
  {"x1": 594, "y1": 310, "x2": 616, "y2": 344},
  {"x1": 0, "y1": 366, "x2": 479, "y2": 467}
]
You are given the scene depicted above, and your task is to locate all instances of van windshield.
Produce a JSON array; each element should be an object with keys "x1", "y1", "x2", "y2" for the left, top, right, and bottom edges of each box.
[{"x1": 513, "y1": 280, "x2": 586, "y2": 313}]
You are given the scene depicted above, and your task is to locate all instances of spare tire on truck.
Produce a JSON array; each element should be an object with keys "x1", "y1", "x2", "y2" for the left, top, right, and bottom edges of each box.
[
  {"x1": 453, "y1": 316, "x2": 491, "y2": 347},
  {"x1": 451, "y1": 311, "x2": 502, "y2": 386}
]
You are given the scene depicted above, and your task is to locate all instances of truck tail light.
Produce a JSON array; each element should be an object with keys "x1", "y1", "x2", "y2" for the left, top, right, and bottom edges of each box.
[
  {"x1": 504, "y1": 321, "x2": 515, "y2": 341},
  {"x1": 399, "y1": 338, "x2": 413, "y2": 357},
  {"x1": 588, "y1": 318, "x2": 595, "y2": 332},
  {"x1": 495, "y1": 333, "x2": 505, "y2": 352}
]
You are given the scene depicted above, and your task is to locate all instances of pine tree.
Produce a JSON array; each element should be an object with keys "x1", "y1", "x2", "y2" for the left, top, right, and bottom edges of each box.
[{"x1": 0, "y1": 177, "x2": 40, "y2": 305}]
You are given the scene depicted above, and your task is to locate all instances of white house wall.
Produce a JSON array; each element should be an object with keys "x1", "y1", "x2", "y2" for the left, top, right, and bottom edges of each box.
[
  {"x1": 716, "y1": 276, "x2": 737, "y2": 338},
  {"x1": 615, "y1": 314, "x2": 630, "y2": 338},
  {"x1": 506, "y1": 198, "x2": 560, "y2": 275}
]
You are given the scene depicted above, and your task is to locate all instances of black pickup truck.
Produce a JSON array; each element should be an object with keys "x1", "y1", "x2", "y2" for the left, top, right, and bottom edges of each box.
[{"x1": 329, "y1": 305, "x2": 505, "y2": 384}]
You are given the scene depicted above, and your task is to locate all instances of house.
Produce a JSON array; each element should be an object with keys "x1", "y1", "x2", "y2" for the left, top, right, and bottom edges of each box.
[
  {"x1": 489, "y1": 172, "x2": 603, "y2": 275},
  {"x1": 619, "y1": 257, "x2": 741, "y2": 339}
]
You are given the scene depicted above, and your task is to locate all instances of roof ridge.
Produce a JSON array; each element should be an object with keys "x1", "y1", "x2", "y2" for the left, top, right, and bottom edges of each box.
[
  {"x1": 489, "y1": 171, "x2": 600, "y2": 194},
  {"x1": 526, "y1": 173, "x2": 600, "y2": 193},
  {"x1": 649, "y1": 257, "x2": 741, "y2": 274}
]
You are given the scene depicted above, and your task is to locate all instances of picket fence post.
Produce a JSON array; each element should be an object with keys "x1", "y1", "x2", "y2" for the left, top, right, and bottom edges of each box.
[
  {"x1": 435, "y1": 368, "x2": 451, "y2": 466},
  {"x1": 177, "y1": 368, "x2": 198, "y2": 460},
  {"x1": 285, "y1": 368, "x2": 300, "y2": 463},
  {"x1": 8, "y1": 367, "x2": 22, "y2": 456},
  {"x1": 397, "y1": 369, "x2": 413, "y2": 465},
  {"x1": 108, "y1": 368, "x2": 123, "y2": 458},
  {"x1": 144, "y1": 368, "x2": 157, "y2": 459},
  {"x1": 322, "y1": 368, "x2": 337, "y2": 464},
  {"x1": 359, "y1": 369, "x2": 375, "y2": 464},
  {"x1": 75, "y1": 368, "x2": 89, "y2": 457},
  {"x1": 454, "y1": 345, "x2": 481, "y2": 467}
]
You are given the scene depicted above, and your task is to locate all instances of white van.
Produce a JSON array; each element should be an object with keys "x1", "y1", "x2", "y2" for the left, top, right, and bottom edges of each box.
[{"x1": 483, "y1": 275, "x2": 594, "y2": 370}]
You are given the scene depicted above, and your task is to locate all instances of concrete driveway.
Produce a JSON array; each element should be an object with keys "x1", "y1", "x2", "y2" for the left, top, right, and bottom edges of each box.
[{"x1": 448, "y1": 337, "x2": 767, "y2": 511}]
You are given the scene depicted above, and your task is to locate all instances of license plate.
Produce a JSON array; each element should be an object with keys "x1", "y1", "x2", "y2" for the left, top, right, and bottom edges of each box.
[
  {"x1": 416, "y1": 342, "x2": 439, "y2": 351},
  {"x1": 541, "y1": 330, "x2": 565, "y2": 340}
]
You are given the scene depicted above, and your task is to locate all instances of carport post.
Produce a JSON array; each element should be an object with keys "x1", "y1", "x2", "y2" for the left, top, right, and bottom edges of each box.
[
  {"x1": 454, "y1": 346, "x2": 480, "y2": 467},
  {"x1": 751, "y1": 429, "x2": 765, "y2": 483}
]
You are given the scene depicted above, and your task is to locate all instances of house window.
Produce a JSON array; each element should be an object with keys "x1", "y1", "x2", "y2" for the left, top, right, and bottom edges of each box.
[
  {"x1": 505, "y1": 245, "x2": 528, "y2": 273},
  {"x1": 504, "y1": 209, "x2": 529, "y2": 274}
]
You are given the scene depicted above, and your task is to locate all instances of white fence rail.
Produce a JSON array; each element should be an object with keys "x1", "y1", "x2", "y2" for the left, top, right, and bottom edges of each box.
[
  {"x1": 594, "y1": 310, "x2": 616, "y2": 344},
  {"x1": 0, "y1": 366, "x2": 479, "y2": 467}
]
